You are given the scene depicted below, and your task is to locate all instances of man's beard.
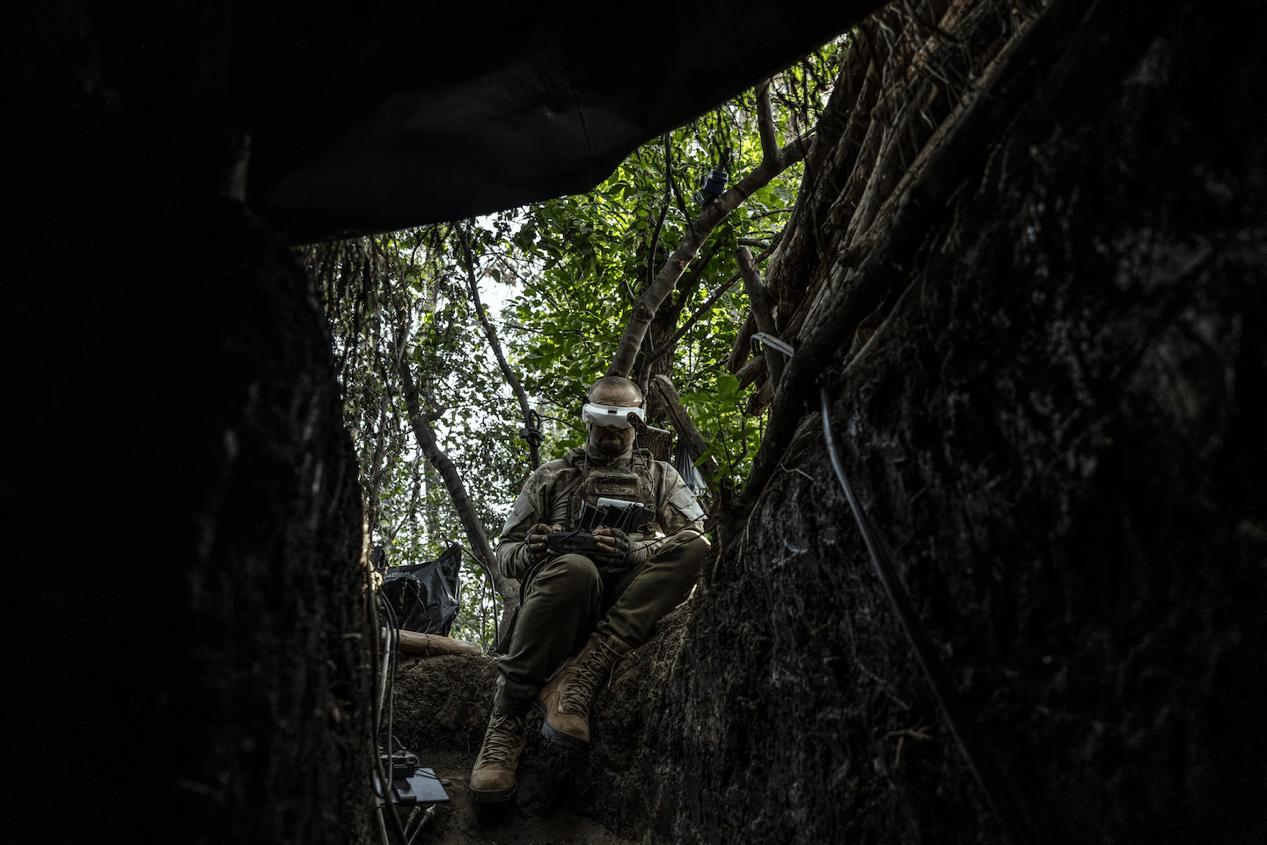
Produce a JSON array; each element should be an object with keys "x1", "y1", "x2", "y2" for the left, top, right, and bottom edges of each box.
[{"x1": 593, "y1": 427, "x2": 633, "y2": 455}]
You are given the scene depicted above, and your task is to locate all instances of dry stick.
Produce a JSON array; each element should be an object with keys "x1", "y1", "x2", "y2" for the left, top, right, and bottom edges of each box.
[
  {"x1": 607, "y1": 127, "x2": 811, "y2": 378},
  {"x1": 651, "y1": 374, "x2": 720, "y2": 484},
  {"x1": 736, "y1": 246, "x2": 784, "y2": 392},
  {"x1": 724, "y1": 241, "x2": 780, "y2": 375},
  {"x1": 734, "y1": 0, "x2": 1105, "y2": 518},
  {"x1": 454, "y1": 223, "x2": 540, "y2": 469},
  {"x1": 651, "y1": 374, "x2": 732, "y2": 552}
]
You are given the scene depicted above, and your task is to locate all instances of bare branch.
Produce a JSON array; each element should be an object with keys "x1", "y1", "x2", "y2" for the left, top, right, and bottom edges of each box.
[
  {"x1": 734, "y1": 351, "x2": 766, "y2": 389},
  {"x1": 454, "y1": 223, "x2": 540, "y2": 468},
  {"x1": 737, "y1": 246, "x2": 784, "y2": 393},
  {"x1": 651, "y1": 375, "x2": 721, "y2": 490},
  {"x1": 755, "y1": 80, "x2": 782, "y2": 167},
  {"x1": 651, "y1": 375, "x2": 741, "y2": 554}
]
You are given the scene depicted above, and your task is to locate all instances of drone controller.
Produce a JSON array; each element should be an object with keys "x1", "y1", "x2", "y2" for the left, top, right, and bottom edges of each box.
[{"x1": 543, "y1": 498, "x2": 655, "y2": 557}]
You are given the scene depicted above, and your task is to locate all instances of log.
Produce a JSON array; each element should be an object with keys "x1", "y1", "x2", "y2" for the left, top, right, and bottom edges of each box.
[
  {"x1": 651, "y1": 374, "x2": 721, "y2": 486},
  {"x1": 395, "y1": 629, "x2": 483, "y2": 657}
]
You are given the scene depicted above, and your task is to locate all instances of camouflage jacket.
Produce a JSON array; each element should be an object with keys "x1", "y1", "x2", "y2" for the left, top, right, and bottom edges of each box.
[{"x1": 496, "y1": 443, "x2": 706, "y2": 580}]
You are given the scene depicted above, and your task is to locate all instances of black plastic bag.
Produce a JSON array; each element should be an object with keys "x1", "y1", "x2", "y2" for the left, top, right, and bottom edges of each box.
[{"x1": 380, "y1": 544, "x2": 462, "y2": 636}]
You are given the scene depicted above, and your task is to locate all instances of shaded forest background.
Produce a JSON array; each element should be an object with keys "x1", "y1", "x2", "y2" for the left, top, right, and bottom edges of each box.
[
  {"x1": 5, "y1": 0, "x2": 1264, "y2": 842},
  {"x1": 296, "y1": 36, "x2": 847, "y2": 646}
]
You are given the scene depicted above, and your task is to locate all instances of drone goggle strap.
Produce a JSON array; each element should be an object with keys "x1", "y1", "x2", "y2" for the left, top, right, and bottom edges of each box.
[{"x1": 581, "y1": 403, "x2": 646, "y2": 429}]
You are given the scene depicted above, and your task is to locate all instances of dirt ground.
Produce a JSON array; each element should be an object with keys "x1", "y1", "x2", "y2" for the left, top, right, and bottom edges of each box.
[
  {"x1": 388, "y1": 654, "x2": 641, "y2": 845},
  {"x1": 404, "y1": 747, "x2": 638, "y2": 845}
]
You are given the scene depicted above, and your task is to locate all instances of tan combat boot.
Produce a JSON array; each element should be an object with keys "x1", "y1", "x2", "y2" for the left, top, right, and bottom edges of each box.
[
  {"x1": 469, "y1": 678, "x2": 528, "y2": 802},
  {"x1": 535, "y1": 632, "x2": 631, "y2": 750}
]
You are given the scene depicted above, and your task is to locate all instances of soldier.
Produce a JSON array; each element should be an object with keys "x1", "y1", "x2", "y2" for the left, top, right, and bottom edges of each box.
[{"x1": 469, "y1": 375, "x2": 710, "y2": 801}]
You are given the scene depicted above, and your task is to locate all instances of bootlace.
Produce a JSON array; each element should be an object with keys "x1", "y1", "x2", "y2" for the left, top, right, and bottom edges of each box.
[
  {"x1": 559, "y1": 641, "x2": 619, "y2": 715},
  {"x1": 477, "y1": 713, "x2": 523, "y2": 766}
]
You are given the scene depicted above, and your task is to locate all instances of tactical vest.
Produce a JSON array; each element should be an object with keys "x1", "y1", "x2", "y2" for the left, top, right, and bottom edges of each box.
[{"x1": 567, "y1": 451, "x2": 656, "y2": 537}]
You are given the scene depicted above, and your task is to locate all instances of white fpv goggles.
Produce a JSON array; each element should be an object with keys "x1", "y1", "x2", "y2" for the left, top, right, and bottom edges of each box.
[{"x1": 581, "y1": 403, "x2": 646, "y2": 429}]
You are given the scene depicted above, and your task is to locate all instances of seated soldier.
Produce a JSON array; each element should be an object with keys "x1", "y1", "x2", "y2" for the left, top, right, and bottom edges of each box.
[{"x1": 469, "y1": 375, "x2": 710, "y2": 801}]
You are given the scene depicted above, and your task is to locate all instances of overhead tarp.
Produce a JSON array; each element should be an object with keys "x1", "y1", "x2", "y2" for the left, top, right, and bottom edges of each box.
[
  {"x1": 22, "y1": 2, "x2": 884, "y2": 242},
  {"x1": 235, "y1": 1, "x2": 885, "y2": 242}
]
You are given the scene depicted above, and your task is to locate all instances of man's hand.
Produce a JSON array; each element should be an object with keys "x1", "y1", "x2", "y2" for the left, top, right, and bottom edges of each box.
[
  {"x1": 592, "y1": 526, "x2": 631, "y2": 565},
  {"x1": 528, "y1": 523, "x2": 563, "y2": 561}
]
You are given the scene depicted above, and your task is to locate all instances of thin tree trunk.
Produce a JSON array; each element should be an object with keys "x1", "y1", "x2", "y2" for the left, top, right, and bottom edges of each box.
[
  {"x1": 454, "y1": 224, "x2": 540, "y2": 468},
  {"x1": 397, "y1": 363, "x2": 520, "y2": 622}
]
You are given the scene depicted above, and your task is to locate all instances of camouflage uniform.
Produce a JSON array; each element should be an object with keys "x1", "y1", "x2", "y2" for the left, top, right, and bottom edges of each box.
[{"x1": 496, "y1": 442, "x2": 709, "y2": 703}]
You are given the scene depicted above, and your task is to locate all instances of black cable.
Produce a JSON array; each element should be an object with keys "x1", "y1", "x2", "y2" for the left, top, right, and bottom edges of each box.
[
  {"x1": 404, "y1": 805, "x2": 437, "y2": 845},
  {"x1": 372, "y1": 587, "x2": 409, "y2": 843},
  {"x1": 379, "y1": 593, "x2": 402, "y2": 767},
  {"x1": 366, "y1": 571, "x2": 406, "y2": 845},
  {"x1": 819, "y1": 387, "x2": 1036, "y2": 845}
]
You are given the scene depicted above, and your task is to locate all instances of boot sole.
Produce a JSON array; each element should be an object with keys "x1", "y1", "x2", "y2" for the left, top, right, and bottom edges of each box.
[
  {"x1": 470, "y1": 782, "x2": 517, "y2": 803},
  {"x1": 539, "y1": 716, "x2": 589, "y2": 751}
]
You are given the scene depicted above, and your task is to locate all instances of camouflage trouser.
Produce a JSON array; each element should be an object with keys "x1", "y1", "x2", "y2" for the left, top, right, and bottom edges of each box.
[{"x1": 499, "y1": 529, "x2": 709, "y2": 703}]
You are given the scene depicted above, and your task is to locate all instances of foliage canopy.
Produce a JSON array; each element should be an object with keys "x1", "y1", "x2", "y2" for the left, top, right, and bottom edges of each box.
[{"x1": 298, "y1": 39, "x2": 847, "y2": 647}]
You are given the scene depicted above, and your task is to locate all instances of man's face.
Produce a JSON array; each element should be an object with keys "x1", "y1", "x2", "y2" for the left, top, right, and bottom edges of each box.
[{"x1": 588, "y1": 383, "x2": 641, "y2": 457}]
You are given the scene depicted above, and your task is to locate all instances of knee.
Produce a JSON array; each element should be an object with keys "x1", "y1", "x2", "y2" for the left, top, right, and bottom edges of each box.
[
  {"x1": 531, "y1": 553, "x2": 601, "y2": 599},
  {"x1": 644, "y1": 530, "x2": 709, "y2": 582},
  {"x1": 666, "y1": 529, "x2": 711, "y2": 569}
]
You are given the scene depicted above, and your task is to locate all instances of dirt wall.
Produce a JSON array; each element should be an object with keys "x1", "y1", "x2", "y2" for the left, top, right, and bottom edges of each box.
[{"x1": 574, "y1": 1, "x2": 1267, "y2": 842}]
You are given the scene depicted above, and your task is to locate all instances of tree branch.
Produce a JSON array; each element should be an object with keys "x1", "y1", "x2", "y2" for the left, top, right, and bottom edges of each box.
[
  {"x1": 652, "y1": 374, "x2": 740, "y2": 553},
  {"x1": 645, "y1": 243, "x2": 775, "y2": 371},
  {"x1": 651, "y1": 375, "x2": 722, "y2": 493},
  {"x1": 398, "y1": 363, "x2": 520, "y2": 615},
  {"x1": 755, "y1": 80, "x2": 782, "y2": 168},
  {"x1": 664, "y1": 132, "x2": 691, "y2": 222},
  {"x1": 647, "y1": 199, "x2": 670, "y2": 288},
  {"x1": 736, "y1": 246, "x2": 784, "y2": 393},
  {"x1": 454, "y1": 223, "x2": 540, "y2": 468},
  {"x1": 607, "y1": 133, "x2": 814, "y2": 377},
  {"x1": 668, "y1": 237, "x2": 724, "y2": 317},
  {"x1": 734, "y1": 352, "x2": 766, "y2": 389}
]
